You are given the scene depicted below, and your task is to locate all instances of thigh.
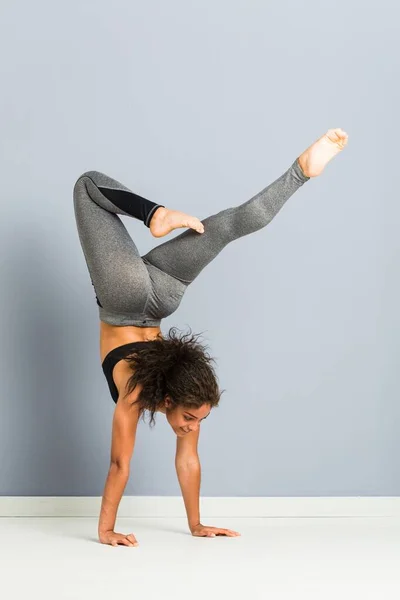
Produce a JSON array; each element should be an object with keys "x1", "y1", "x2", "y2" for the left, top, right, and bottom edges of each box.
[
  {"x1": 73, "y1": 177, "x2": 151, "y2": 313},
  {"x1": 141, "y1": 209, "x2": 235, "y2": 285}
]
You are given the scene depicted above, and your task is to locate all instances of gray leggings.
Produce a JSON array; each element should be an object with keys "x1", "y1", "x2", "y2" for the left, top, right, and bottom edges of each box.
[{"x1": 73, "y1": 160, "x2": 310, "y2": 327}]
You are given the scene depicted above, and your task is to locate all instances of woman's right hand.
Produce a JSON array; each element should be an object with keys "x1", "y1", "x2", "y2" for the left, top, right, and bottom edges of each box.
[{"x1": 99, "y1": 530, "x2": 139, "y2": 547}]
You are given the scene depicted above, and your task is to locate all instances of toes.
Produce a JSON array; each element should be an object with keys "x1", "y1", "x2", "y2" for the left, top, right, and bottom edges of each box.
[
  {"x1": 326, "y1": 128, "x2": 348, "y2": 147},
  {"x1": 329, "y1": 127, "x2": 348, "y2": 139},
  {"x1": 189, "y1": 219, "x2": 203, "y2": 231}
]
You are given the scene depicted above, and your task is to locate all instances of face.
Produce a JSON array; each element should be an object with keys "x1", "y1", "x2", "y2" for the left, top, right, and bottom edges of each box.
[{"x1": 163, "y1": 396, "x2": 211, "y2": 436}]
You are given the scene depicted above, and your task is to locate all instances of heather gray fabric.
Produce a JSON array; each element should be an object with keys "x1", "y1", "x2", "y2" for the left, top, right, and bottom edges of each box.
[{"x1": 73, "y1": 160, "x2": 310, "y2": 327}]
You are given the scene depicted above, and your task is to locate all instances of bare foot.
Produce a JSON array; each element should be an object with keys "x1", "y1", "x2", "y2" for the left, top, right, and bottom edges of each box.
[
  {"x1": 149, "y1": 207, "x2": 205, "y2": 238},
  {"x1": 297, "y1": 128, "x2": 349, "y2": 178}
]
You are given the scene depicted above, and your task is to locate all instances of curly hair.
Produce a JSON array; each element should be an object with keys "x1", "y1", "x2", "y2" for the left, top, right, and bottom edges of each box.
[{"x1": 121, "y1": 327, "x2": 224, "y2": 427}]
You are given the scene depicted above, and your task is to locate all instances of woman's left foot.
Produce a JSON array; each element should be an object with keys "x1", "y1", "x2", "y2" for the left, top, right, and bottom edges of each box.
[
  {"x1": 149, "y1": 207, "x2": 205, "y2": 238},
  {"x1": 297, "y1": 128, "x2": 349, "y2": 178}
]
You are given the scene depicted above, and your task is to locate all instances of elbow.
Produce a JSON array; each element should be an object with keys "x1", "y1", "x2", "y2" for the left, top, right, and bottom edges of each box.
[{"x1": 110, "y1": 460, "x2": 130, "y2": 475}]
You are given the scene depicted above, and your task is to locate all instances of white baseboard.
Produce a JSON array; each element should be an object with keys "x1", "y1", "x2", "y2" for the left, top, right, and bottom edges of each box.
[{"x1": 0, "y1": 496, "x2": 399, "y2": 518}]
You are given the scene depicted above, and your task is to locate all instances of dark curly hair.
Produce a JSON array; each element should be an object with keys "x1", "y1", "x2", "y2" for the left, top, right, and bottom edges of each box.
[{"x1": 121, "y1": 327, "x2": 225, "y2": 427}]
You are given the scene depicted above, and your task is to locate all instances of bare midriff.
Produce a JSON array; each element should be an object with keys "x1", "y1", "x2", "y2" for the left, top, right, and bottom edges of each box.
[{"x1": 99, "y1": 320, "x2": 163, "y2": 400}]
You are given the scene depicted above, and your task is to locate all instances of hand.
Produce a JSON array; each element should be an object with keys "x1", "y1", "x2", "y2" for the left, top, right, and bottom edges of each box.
[
  {"x1": 99, "y1": 530, "x2": 139, "y2": 547},
  {"x1": 190, "y1": 523, "x2": 241, "y2": 537}
]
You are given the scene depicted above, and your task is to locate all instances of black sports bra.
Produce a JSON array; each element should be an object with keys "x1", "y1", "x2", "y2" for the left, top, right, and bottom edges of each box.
[{"x1": 102, "y1": 341, "x2": 152, "y2": 403}]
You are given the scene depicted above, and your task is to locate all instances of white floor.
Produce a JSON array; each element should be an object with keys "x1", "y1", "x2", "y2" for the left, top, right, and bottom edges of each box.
[{"x1": 0, "y1": 516, "x2": 399, "y2": 599}]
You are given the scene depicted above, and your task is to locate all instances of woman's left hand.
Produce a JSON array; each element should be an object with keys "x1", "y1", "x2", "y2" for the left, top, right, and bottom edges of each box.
[{"x1": 190, "y1": 523, "x2": 241, "y2": 537}]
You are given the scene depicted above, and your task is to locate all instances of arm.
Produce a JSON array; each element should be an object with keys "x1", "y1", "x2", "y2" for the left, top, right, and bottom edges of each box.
[
  {"x1": 175, "y1": 429, "x2": 241, "y2": 539},
  {"x1": 98, "y1": 389, "x2": 141, "y2": 539},
  {"x1": 175, "y1": 427, "x2": 201, "y2": 532}
]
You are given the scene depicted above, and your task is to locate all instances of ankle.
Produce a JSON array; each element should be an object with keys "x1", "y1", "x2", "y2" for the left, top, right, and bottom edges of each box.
[{"x1": 297, "y1": 155, "x2": 310, "y2": 178}]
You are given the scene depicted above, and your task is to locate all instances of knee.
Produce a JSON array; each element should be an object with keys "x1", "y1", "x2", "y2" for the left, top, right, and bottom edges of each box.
[
  {"x1": 75, "y1": 171, "x2": 103, "y2": 186},
  {"x1": 72, "y1": 174, "x2": 99, "y2": 205},
  {"x1": 73, "y1": 172, "x2": 110, "y2": 200}
]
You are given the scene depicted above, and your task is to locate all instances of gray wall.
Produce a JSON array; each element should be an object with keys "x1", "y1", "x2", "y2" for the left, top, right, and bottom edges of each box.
[{"x1": 0, "y1": 0, "x2": 398, "y2": 496}]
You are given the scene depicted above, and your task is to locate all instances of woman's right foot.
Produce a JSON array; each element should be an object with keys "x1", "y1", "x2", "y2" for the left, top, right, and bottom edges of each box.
[
  {"x1": 149, "y1": 207, "x2": 205, "y2": 238},
  {"x1": 297, "y1": 128, "x2": 349, "y2": 178}
]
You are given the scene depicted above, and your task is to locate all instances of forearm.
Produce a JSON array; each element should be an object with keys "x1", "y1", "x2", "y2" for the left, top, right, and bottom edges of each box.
[
  {"x1": 175, "y1": 459, "x2": 201, "y2": 531},
  {"x1": 98, "y1": 463, "x2": 130, "y2": 535}
]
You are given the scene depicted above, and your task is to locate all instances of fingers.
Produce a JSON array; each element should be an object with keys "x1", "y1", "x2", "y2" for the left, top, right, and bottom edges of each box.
[
  {"x1": 193, "y1": 526, "x2": 241, "y2": 537},
  {"x1": 111, "y1": 533, "x2": 139, "y2": 547},
  {"x1": 210, "y1": 529, "x2": 241, "y2": 537},
  {"x1": 201, "y1": 528, "x2": 241, "y2": 537},
  {"x1": 225, "y1": 529, "x2": 241, "y2": 536},
  {"x1": 111, "y1": 539, "x2": 129, "y2": 547},
  {"x1": 126, "y1": 534, "x2": 139, "y2": 546}
]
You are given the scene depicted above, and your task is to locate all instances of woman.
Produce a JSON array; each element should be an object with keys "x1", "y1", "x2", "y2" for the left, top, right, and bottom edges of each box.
[{"x1": 73, "y1": 128, "x2": 348, "y2": 547}]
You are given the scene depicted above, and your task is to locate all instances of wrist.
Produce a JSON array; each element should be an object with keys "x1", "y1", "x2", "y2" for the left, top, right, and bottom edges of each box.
[{"x1": 189, "y1": 521, "x2": 201, "y2": 532}]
